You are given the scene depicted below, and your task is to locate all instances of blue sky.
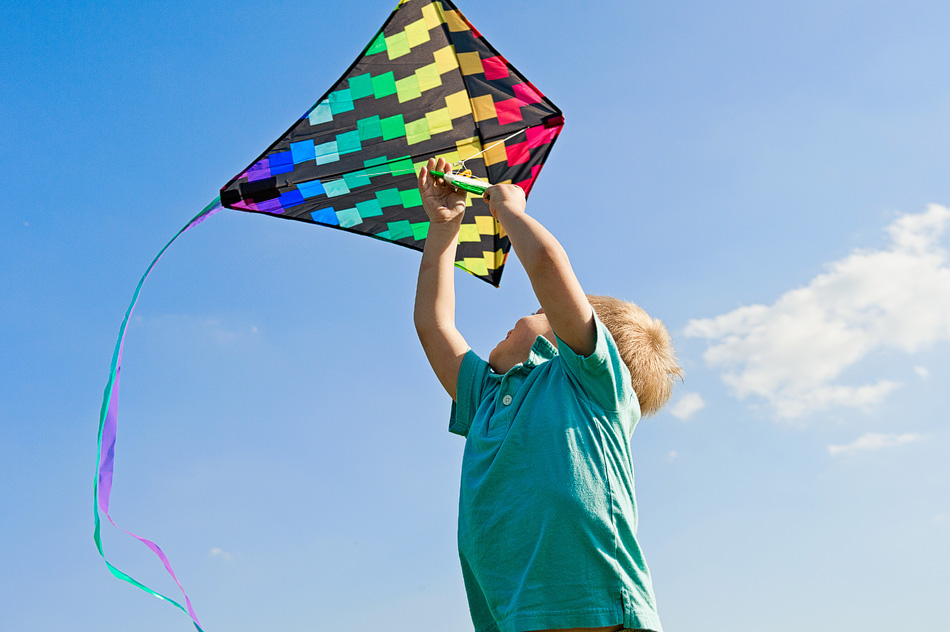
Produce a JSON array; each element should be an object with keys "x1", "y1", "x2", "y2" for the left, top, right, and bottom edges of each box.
[{"x1": 2, "y1": 0, "x2": 949, "y2": 630}]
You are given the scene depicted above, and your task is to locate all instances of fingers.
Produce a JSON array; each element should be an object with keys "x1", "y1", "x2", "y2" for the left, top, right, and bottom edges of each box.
[
  {"x1": 482, "y1": 183, "x2": 523, "y2": 200},
  {"x1": 422, "y1": 156, "x2": 451, "y2": 190},
  {"x1": 419, "y1": 158, "x2": 432, "y2": 190}
]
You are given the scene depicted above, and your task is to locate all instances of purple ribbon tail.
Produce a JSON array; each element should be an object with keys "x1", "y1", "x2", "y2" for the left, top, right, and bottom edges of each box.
[{"x1": 94, "y1": 198, "x2": 221, "y2": 631}]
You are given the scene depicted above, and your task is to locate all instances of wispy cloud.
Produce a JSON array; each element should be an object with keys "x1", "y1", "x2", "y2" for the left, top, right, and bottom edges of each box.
[
  {"x1": 828, "y1": 432, "x2": 923, "y2": 456},
  {"x1": 134, "y1": 314, "x2": 262, "y2": 348},
  {"x1": 685, "y1": 204, "x2": 950, "y2": 420},
  {"x1": 209, "y1": 547, "x2": 232, "y2": 561},
  {"x1": 669, "y1": 392, "x2": 705, "y2": 420}
]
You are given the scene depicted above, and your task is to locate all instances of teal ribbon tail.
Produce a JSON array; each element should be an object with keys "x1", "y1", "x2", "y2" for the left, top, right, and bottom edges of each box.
[{"x1": 94, "y1": 197, "x2": 221, "y2": 632}]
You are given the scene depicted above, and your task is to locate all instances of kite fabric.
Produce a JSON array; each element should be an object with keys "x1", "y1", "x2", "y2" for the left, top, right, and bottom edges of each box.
[
  {"x1": 95, "y1": 0, "x2": 563, "y2": 628},
  {"x1": 220, "y1": 0, "x2": 564, "y2": 286}
]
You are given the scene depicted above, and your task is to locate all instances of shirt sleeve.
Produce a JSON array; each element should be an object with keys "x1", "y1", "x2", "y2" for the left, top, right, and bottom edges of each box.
[
  {"x1": 554, "y1": 312, "x2": 637, "y2": 413},
  {"x1": 449, "y1": 349, "x2": 492, "y2": 437}
]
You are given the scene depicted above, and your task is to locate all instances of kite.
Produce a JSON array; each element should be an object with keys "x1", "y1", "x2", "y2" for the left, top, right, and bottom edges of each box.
[
  {"x1": 94, "y1": 0, "x2": 564, "y2": 629},
  {"x1": 219, "y1": 0, "x2": 563, "y2": 285}
]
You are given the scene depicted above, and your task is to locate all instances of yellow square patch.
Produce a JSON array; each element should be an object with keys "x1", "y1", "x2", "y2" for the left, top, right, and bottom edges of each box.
[
  {"x1": 470, "y1": 95, "x2": 496, "y2": 122},
  {"x1": 404, "y1": 18, "x2": 430, "y2": 48},
  {"x1": 461, "y1": 257, "x2": 489, "y2": 277},
  {"x1": 432, "y1": 45, "x2": 459, "y2": 75},
  {"x1": 482, "y1": 141, "x2": 507, "y2": 166},
  {"x1": 445, "y1": 91, "x2": 472, "y2": 119},
  {"x1": 455, "y1": 138, "x2": 483, "y2": 161},
  {"x1": 404, "y1": 117, "x2": 431, "y2": 145},
  {"x1": 415, "y1": 62, "x2": 442, "y2": 92},
  {"x1": 443, "y1": 10, "x2": 470, "y2": 32},
  {"x1": 475, "y1": 215, "x2": 497, "y2": 235},
  {"x1": 457, "y1": 51, "x2": 483, "y2": 76},
  {"x1": 426, "y1": 107, "x2": 453, "y2": 135},
  {"x1": 432, "y1": 151, "x2": 460, "y2": 168},
  {"x1": 395, "y1": 74, "x2": 421, "y2": 103},
  {"x1": 458, "y1": 224, "x2": 481, "y2": 242},
  {"x1": 422, "y1": 2, "x2": 444, "y2": 29},
  {"x1": 486, "y1": 249, "x2": 507, "y2": 270}
]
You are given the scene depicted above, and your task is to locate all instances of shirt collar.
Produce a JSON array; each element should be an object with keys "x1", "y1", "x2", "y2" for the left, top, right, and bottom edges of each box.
[{"x1": 524, "y1": 335, "x2": 558, "y2": 368}]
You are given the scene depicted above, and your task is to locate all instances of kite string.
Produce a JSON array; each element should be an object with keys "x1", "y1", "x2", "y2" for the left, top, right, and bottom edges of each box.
[{"x1": 452, "y1": 127, "x2": 527, "y2": 177}]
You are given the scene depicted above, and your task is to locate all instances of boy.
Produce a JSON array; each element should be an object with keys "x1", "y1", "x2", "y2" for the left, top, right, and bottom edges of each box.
[{"x1": 414, "y1": 157, "x2": 681, "y2": 632}]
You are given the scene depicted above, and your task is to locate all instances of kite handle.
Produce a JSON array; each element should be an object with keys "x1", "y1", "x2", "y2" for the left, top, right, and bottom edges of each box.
[{"x1": 429, "y1": 169, "x2": 491, "y2": 195}]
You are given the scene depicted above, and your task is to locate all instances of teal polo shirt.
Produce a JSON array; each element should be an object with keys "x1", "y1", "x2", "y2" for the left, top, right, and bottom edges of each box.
[{"x1": 449, "y1": 316, "x2": 663, "y2": 632}]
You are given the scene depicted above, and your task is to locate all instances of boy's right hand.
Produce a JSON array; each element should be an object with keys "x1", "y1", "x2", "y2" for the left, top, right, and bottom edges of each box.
[{"x1": 419, "y1": 157, "x2": 467, "y2": 224}]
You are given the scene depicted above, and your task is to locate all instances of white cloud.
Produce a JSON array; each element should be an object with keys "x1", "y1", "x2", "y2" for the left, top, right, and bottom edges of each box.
[
  {"x1": 828, "y1": 432, "x2": 923, "y2": 456},
  {"x1": 914, "y1": 366, "x2": 930, "y2": 379},
  {"x1": 669, "y1": 392, "x2": 706, "y2": 420},
  {"x1": 209, "y1": 547, "x2": 232, "y2": 561},
  {"x1": 667, "y1": 450, "x2": 678, "y2": 462},
  {"x1": 685, "y1": 204, "x2": 950, "y2": 419}
]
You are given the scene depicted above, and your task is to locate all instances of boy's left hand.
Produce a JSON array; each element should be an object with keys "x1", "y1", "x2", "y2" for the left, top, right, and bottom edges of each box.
[
  {"x1": 482, "y1": 183, "x2": 526, "y2": 220},
  {"x1": 419, "y1": 157, "x2": 467, "y2": 224}
]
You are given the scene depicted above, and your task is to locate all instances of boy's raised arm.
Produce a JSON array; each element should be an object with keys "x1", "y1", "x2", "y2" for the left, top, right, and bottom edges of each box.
[
  {"x1": 484, "y1": 185, "x2": 596, "y2": 358},
  {"x1": 414, "y1": 158, "x2": 471, "y2": 401}
]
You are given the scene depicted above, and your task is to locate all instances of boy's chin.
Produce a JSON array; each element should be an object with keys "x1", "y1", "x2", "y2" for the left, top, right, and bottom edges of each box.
[{"x1": 488, "y1": 348, "x2": 509, "y2": 374}]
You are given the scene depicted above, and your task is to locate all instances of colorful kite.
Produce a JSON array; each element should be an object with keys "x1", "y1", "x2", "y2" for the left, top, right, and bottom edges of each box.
[
  {"x1": 94, "y1": 0, "x2": 563, "y2": 628},
  {"x1": 220, "y1": 0, "x2": 563, "y2": 285}
]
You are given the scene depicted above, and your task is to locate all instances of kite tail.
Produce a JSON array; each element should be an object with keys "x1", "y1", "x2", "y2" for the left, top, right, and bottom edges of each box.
[{"x1": 94, "y1": 197, "x2": 222, "y2": 632}]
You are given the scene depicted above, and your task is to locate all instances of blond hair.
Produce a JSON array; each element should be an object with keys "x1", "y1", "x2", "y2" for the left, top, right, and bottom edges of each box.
[{"x1": 587, "y1": 295, "x2": 683, "y2": 416}]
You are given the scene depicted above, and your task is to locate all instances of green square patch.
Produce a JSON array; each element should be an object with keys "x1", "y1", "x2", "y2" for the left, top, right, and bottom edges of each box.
[
  {"x1": 364, "y1": 156, "x2": 390, "y2": 177},
  {"x1": 399, "y1": 188, "x2": 423, "y2": 208},
  {"x1": 411, "y1": 221, "x2": 430, "y2": 240},
  {"x1": 348, "y1": 73, "x2": 374, "y2": 100},
  {"x1": 388, "y1": 157, "x2": 414, "y2": 177},
  {"x1": 336, "y1": 130, "x2": 362, "y2": 155},
  {"x1": 343, "y1": 170, "x2": 371, "y2": 189},
  {"x1": 387, "y1": 220, "x2": 413, "y2": 241},
  {"x1": 356, "y1": 199, "x2": 383, "y2": 218},
  {"x1": 376, "y1": 188, "x2": 403, "y2": 208},
  {"x1": 366, "y1": 31, "x2": 386, "y2": 55},
  {"x1": 357, "y1": 115, "x2": 383, "y2": 141},
  {"x1": 372, "y1": 72, "x2": 397, "y2": 99},
  {"x1": 328, "y1": 89, "x2": 353, "y2": 115},
  {"x1": 364, "y1": 155, "x2": 389, "y2": 167},
  {"x1": 380, "y1": 114, "x2": 406, "y2": 140}
]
